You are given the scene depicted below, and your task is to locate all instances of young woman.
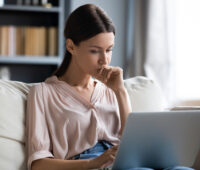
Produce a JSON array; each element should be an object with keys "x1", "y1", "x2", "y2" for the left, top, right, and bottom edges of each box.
[{"x1": 26, "y1": 4, "x2": 194, "y2": 170}]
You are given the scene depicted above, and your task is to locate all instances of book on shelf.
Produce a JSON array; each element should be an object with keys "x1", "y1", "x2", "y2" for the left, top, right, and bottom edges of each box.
[
  {"x1": 15, "y1": 27, "x2": 24, "y2": 55},
  {"x1": 4, "y1": 0, "x2": 17, "y2": 5},
  {"x1": 16, "y1": 0, "x2": 23, "y2": 5},
  {"x1": 8, "y1": 26, "x2": 16, "y2": 56},
  {"x1": 0, "y1": 26, "x2": 9, "y2": 56},
  {"x1": 0, "y1": 25, "x2": 58, "y2": 57},
  {"x1": 32, "y1": 0, "x2": 39, "y2": 6},
  {"x1": 0, "y1": 26, "x2": 25, "y2": 56},
  {"x1": 24, "y1": 0, "x2": 31, "y2": 6},
  {"x1": 25, "y1": 26, "x2": 47, "y2": 56},
  {"x1": 24, "y1": 26, "x2": 30, "y2": 56},
  {"x1": 47, "y1": 27, "x2": 58, "y2": 56}
]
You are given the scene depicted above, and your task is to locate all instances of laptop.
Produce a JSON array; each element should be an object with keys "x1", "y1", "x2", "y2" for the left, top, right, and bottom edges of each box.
[{"x1": 112, "y1": 111, "x2": 200, "y2": 170}]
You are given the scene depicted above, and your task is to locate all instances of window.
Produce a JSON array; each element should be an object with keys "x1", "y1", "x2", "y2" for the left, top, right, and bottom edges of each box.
[{"x1": 175, "y1": 0, "x2": 200, "y2": 101}]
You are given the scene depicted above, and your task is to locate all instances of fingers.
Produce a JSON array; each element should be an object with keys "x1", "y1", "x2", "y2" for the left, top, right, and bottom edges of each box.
[
  {"x1": 100, "y1": 145, "x2": 119, "y2": 168},
  {"x1": 94, "y1": 66, "x2": 124, "y2": 91},
  {"x1": 109, "y1": 145, "x2": 118, "y2": 157},
  {"x1": 102, "y1": 67, "x2": 112, "y2": 82},
  {"x1": 102, "y1": 145, "x2": 119, "y2": 159},
  {"x1": 111, "y1": 145, "x2": 119, "y2": 150},
  {"x1": 96, "y1": 66, "x2": 117, "y2": 83},
  {"x1": 90, "y1": 145, "x2": 119, "y2": 169}
]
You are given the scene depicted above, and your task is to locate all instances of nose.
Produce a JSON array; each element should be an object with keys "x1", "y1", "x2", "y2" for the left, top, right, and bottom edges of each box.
[{"x1": 98, "y1": 52, "x2": 108, "y2": 65}]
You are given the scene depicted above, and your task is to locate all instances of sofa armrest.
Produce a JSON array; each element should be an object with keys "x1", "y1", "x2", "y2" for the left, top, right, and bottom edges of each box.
[{"x1": 0, "y1": 79, "x2": 32, "y2": 170}]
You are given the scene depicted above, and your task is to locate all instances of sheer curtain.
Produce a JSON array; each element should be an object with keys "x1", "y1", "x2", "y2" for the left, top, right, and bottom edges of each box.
[
  {"x1": 125, "y1": 0, "x2": 175, "y2": 106},
  {"x1": 175, "y1": 0, "x2": 200, "y2": 103}
]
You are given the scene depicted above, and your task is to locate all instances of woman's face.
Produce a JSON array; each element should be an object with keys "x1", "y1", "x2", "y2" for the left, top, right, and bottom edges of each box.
[{"x1": 70, "y1": 32, "x2": 115, "y2": 77}]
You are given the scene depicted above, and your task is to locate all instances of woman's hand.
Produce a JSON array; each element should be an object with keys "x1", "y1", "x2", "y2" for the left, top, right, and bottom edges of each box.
[
  {"x1": 88, "y1": 145, "x2": 118, "y2": 169},
  {"x1": 94, "y1": 65, "x2": 124, "y2": 92},
  {"x1": 94, "y1": 65, "x2": 132, "y2": 135}
]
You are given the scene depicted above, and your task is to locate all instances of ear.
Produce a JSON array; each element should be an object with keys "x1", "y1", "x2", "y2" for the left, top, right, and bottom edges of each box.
[{"x1": 66, "y1": 39, "x2": 76, "y2": 55}]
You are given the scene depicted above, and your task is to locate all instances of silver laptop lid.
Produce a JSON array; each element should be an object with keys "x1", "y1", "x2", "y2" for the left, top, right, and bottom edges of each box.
[{"x1": 112, "y1": 111, "x2": 200, "y2": 170}]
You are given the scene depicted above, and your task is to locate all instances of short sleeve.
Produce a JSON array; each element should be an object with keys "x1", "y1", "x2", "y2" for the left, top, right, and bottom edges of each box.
[{"x1": 26, "y1": 84, "x2": 53, "y2": 170}]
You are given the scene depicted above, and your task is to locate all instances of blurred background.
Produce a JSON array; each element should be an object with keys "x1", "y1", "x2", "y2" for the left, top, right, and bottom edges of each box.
[{"x1": 0, "y1": 0, "x2": 200, "y2": 106}]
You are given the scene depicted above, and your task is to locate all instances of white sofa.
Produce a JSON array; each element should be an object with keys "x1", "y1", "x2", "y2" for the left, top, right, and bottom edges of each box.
[{"x1": 0, "y1": 76, "x2": 166, "y2": 170}]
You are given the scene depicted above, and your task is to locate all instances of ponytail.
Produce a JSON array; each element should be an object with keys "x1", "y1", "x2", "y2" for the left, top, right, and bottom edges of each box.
[{"x1": 54, "y1": 50, "x2": 72, "y2": 77}]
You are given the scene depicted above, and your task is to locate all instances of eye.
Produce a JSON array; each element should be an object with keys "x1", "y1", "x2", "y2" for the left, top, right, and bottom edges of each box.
[
  {"x1": 106, "y1": 49, "x2": 113, "y2": 53},
  {"x1": 90, "y1": 50, "x2": 100, "y2": 54}
]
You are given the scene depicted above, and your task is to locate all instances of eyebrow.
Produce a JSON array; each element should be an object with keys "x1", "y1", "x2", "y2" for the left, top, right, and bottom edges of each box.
[{"x1": 88, "y1": 45, "x2": 114, "y2": 49}]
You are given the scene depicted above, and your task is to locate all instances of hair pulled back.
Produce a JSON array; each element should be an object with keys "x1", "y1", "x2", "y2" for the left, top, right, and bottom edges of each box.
[{"x1": 54, "y1": 4, "x2": 115, "y2": 77}]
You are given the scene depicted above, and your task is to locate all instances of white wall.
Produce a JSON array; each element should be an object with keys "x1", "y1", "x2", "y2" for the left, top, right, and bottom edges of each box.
[{"x1": 69, "y1": 0, "x2": 127, "y2": 68}]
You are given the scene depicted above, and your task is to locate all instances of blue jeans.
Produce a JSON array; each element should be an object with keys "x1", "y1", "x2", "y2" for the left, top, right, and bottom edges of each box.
[
  {"x1": 70, "y1": 141, "x2": 194, "y2": 170},
  {"x1": 70, "y1": 140, "x2": 113, "y2": 160}
]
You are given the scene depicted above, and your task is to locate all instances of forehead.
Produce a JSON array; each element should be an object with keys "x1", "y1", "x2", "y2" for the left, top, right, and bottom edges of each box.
[{"x1": 79, "y1": 32, "x2": 115, "y2": 48}]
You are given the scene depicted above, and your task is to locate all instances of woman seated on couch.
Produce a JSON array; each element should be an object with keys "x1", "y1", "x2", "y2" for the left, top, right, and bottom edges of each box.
[{"x1": 26, "y1": 4, "x2": 194, "y2": 170}]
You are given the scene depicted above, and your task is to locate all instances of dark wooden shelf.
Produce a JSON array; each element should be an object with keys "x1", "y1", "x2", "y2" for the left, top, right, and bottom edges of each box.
[
  {"x1": 0, "y1": 5, "x2": 61, "y2": 13},
  {"x1": 0, "y1": 56, "x2": 61, "y2": 65},
  {"x1": 0, "y1": 0, "x2": 67, "y2": 82}
]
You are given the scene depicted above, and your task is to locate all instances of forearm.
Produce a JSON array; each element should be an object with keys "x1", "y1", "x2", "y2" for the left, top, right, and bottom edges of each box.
[
  {"x1": 32, "y1": 158, "x2": 92, "y2": 170},
  {"x1": 114, "y1": 87, "x2": 132, "y2": 135}
]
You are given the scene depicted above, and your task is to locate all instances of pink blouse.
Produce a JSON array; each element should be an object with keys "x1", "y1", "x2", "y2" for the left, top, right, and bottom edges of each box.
[{"x1": 26, "y1": 76, "x2": 121, "y2": 170}]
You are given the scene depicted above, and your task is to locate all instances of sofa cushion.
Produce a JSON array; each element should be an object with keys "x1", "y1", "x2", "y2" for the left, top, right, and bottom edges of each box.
[
  {"x1": 124, "y1": 76, "x2": 167, "y2": 111},
  {"x1": 0, "y1": 80, "x2": 32, "y2": 170},
  {"x1": 0, "y1": 137, "x2": 26, "y2": 170}
]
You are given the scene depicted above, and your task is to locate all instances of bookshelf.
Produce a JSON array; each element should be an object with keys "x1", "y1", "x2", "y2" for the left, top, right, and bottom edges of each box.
[{"x1": 0, "y1": 0, "x2": 70, "y2": 83}]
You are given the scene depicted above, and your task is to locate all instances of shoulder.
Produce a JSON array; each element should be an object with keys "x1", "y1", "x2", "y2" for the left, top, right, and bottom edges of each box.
[
  {"x1": 30, "y1": 83, "x2": 43, "y2": 91},
  {"x1": 27, "y1": 83, "x2": 45, "y2": 104},
  {"x1": 29, "y1": 82, "x2": 47, "y2": 95},
  {"x1": 29, "y1": 76, "x2": 58, "y2": 94}
]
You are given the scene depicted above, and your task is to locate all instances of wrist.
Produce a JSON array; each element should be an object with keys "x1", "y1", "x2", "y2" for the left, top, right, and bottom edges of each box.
[
  {"x1": 86, "y1": 159, "x2": 96, "y2": 169},
  {"x1": 113, "y1": 85, "x2": 126, "y2": 94}
]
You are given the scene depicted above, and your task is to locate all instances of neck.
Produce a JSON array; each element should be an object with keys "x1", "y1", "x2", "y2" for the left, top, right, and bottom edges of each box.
[{"x1": 58, "y1": 61, "x2": 92, "y2": 89}]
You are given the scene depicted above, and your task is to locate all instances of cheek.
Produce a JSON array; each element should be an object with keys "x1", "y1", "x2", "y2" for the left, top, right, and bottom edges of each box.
[
  {"x1": 80, "y1": 53, "x2": 98, "y2": 68},
  {"x1": 107, "y1": 53, "x2": 112, "y2": 64},
  {"x1": 76, "y1": 51, "x2": 91, "y2": 63}
]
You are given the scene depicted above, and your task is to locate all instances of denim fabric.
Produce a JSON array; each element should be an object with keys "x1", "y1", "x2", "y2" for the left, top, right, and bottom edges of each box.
[{"x1": 71, "y1": 140, "x2": 113, "y2": 160}]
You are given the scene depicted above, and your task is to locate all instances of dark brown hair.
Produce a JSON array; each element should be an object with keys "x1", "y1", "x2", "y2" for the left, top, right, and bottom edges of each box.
[{"x1": 54, "y1": 4, "x2": 115, "y2": 77}]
